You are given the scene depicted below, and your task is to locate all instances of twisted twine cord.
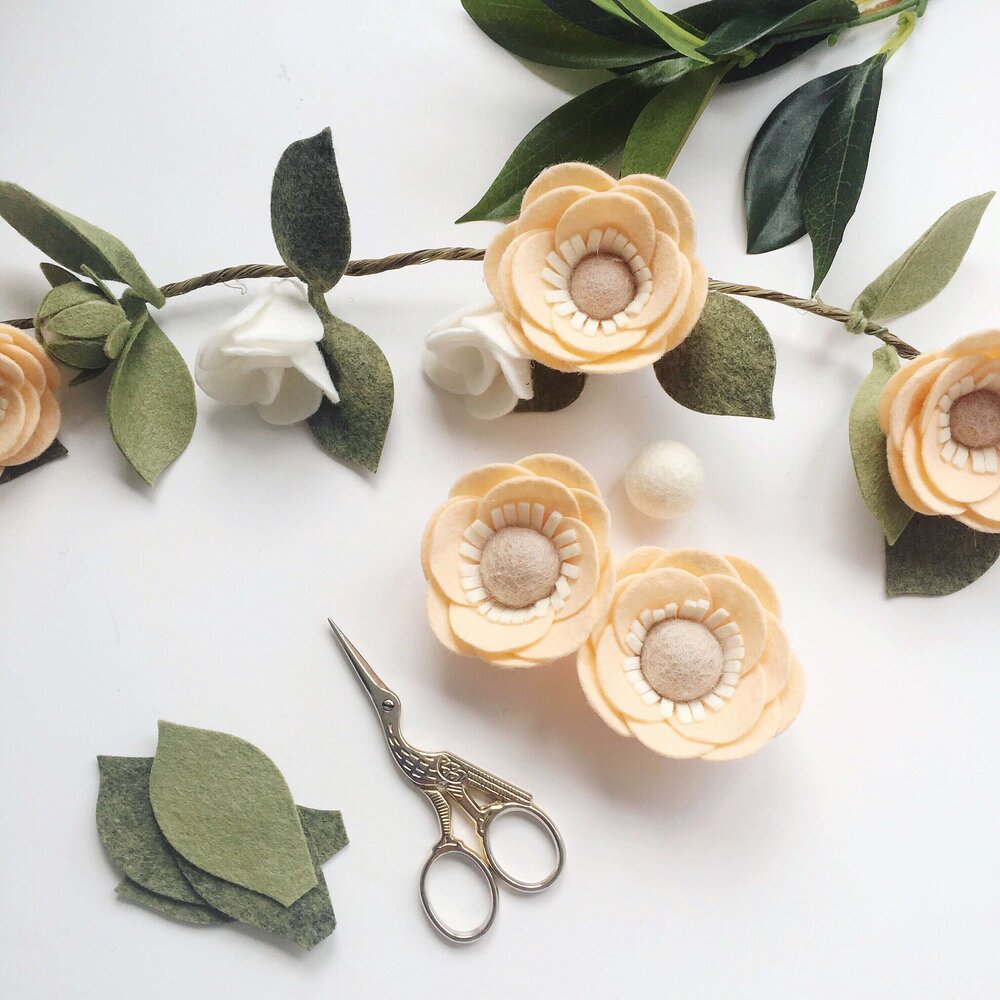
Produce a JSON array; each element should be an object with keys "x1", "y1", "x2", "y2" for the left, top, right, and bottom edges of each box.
[{"x1": 2, "y1": 246, "x2": 920, "y2": 358}]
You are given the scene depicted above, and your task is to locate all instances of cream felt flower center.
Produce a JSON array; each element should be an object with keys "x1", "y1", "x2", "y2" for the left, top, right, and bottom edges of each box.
[
  {"x1": 935, "y1": 377, "x2": 1000, "y2": 474},
  {"x1": 478, "y1": 527, "x2": 561, "y2": 608},
  {"x1": 640, "y1": 619, "x2": 723, "y2": 701},
  {"x1": 568, "y1": 254, "x2": 636, "y2": 321}
]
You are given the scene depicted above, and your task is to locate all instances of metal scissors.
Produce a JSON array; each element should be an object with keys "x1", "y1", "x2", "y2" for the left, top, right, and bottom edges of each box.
[{"x1": 327, "y1": 620, "x2": 565, "y2": 943}]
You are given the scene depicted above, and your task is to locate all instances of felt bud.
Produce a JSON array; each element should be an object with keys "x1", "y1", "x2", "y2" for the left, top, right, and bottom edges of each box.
[{"x1": 35, "y1": 281, "x2": 127, "y2": 371}]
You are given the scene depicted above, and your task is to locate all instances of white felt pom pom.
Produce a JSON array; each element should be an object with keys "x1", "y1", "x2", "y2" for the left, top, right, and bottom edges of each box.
[{"x1": 624, "y1": 440, "x2": 704, "y2": 520}]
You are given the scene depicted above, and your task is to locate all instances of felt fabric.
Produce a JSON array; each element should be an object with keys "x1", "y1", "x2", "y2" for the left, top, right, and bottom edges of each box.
[
  {"x1": 40, "y1": 262, "x2": 78, "y2": 287},
  {"x1": 947, "y1": 390, "x2": 1000, "y2": 449},
  {"x1": 479, "y1": 527, "x2": 561, "y2": 608},
  {"x1": 624, "y1": 439, "x2": 704, "y2": 519},
  {"x1": 148, "y1": 722, "x2": 317, "y2": 908},
  {"x1": 513, "y1": 362, "x2": 587, "y2": 412},
  {"x1": 640, "y1": 619, "x2": 724, "y2": 701},
  {"x1": 115, "y1": 879, "x2": 231, "y2": 926},
  {"x1": 0, "y1": 325, "x2": 62, "y2": 472},
  {"x1": 0, "y1": 437, "x2": 67, "y2": 485}
]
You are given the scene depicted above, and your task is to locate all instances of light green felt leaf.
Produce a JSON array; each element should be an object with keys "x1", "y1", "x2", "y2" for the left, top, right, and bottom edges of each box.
[
  {"x1": 96, "y1": 756, "x2": 203, "y2": 904},
  {"x1": 39, "y1": 262, "x2": 78, "y2": 288},
  {"x1": 0, "y1": 438, "x2": 68, "y2": 485},
  {"x1": 307, "y1": 295, "x2": 393, "y2": 474},
  {"x1": 35, "y1": 281, "x2": 107, "y2": 323},
  {"x1": 115, "y1": 879, "x2": 231, "y2": 926},
  {"x1": 653, "y1": 291, "x2": 775, "y2": 419},
  {"x1": 107, "y1": 304, "x2": 196, "y2": 485},
  {"x1": 853, "y1": 192, "x2": 995, "y2": 322},
  {"x1": 620, "y1": 62, "x2": 725, "y2": 177},
  {"x1": 0, "y1": 182, "x2": 164, "y2": 307},
  {"x1": 149, "y1": 722, "x2": 317, "y2": 908},
  {"x1": 46, "y1": 336, "x2": 113, "y2": 371},
  {"x1": 271, "y1": 128, "x2": 351, "y2": 293},
  {"x1": 45, "y1": 301, "x2": 126, "y2": 341},
  {"x1": 849, "y1": 346, "x2": 913, "y2": 545},
  {"x1": 886, "y1": 515, "x2": 1000, "y2": 598},
  {"x1": 513, "y1": 363, "x2": 587, "y2": 413}
]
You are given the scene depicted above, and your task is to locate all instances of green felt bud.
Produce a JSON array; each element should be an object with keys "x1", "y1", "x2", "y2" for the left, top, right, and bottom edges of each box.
[{"x1": 35, "y1": 281, "x2": 127, "y2": 370}]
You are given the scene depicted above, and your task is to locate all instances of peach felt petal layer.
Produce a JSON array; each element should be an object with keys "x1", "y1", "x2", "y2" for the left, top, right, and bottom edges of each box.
[
  {"x1": 516, "y1": 185, "x2": 593, "y2": 233},
  {"x1": 450, "y1": 603, "x2": 554, "y2": 653},
  {"x1": 426, "y1": 498, "x2": 479, "y2": 605},
  {"x1": 700, "y1": 573, "x2": 767, "y2": 672},
  {"x1": 4, "y1": 387, "x2": 59, "y2": 466},
  {"x1": 521, "y1": 163, "x2": 615, "y2": 209},
  {"x1": 620, "y1": 174, "x2": 697, "y2": 255},
  {"x1": 880, "y1": 354, "x2": 948, "y2": 447},
  {"x1": 760, "y1": 614, "x2": 792, "y2": 701},
  {"x1": 594, "y1": 625, "x2": 662, "y2": 723},
  {"x1": 577, "y1": 639, "x2": 630, "y2": 736},
  {"x1": 519, "y1": 453, "x2": 600, "y2": 495},
  {"x1": 899, "y1": 426, "x2": 963, "y2": 515},
  {"x1": 0, "y1": 326, "x2": 62, "y2": 472},
  {"x1": 724, "y1": 555, "x2": 782, "y2": 619},
  {"x1": 700, "y1": 699, "x2": 782, "y2": 761},
  {"x1": 448, "y1": 464, "x2": 529, "y2": 499},
  {"x1": 613, "y1": 568, "x2": 711, "y2": 644},
  {"x1": 775, "y1": 658, "x2": 806, "y2": 736},
  {"x1": 667, "y1": 665, "x2": 768, "y2": 744},
  {"x1": 484, "y1": 224, "x2": 518, "y2": 304}
]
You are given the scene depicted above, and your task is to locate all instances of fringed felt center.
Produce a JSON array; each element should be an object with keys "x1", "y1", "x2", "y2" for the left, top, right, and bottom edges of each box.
[
  {"x1": 640, "y1": 619, "x2": 725, "y2": 702},
  {"x1": 568, "y1": 254, "x2": 637, "y2": 321},
  {"x1": 479, "y1": 526, "x2": 561, "y2": 609},
  {"x1": 949, "y1": 388, "x2": 1000, "y2": 449}
]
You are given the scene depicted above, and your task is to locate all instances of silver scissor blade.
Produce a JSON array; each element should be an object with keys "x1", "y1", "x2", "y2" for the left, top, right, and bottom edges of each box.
[{"x1": 327, "y1": 618, "x2": 398, "y2": 712}]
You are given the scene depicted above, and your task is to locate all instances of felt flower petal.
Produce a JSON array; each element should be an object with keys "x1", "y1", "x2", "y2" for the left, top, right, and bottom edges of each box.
[
  {"x1": 651, "y1": 549, "x2": 738, "y2": 579},
  {"x1": 2, "y1": 326, "x2": 61, "y2": 391},
  {"x1": 484, "y1": 223, "x2": 519, "y2": 305},
  {"x1": 463, "y1": 375, "x2": 521, "y2": 419},
  {"x1": 919, "y1": 411, "x2": 999, "y2": 504},
  {"x1": 555, "y1": 192, "x2": 656, "y2": 265},
  {"x1": 3, "y1": 389, "x2": 60, "y2": 466},
  {"x1": 615, "y1": 185, "x2": 680, "y2": 245},
  {"x1": 618, "y1": 175, "x2": 696, "y2": 255},
  {"x1": 519, "y1": 317, "x2": 597, "y2": 367},
  {"x1": 521, "y1": 163, "x2": 615, "y2": 209},
  {"x1": 426, "y1": 497, "x2": 479, "y2": 605},
  {"x1": 616, "y1": 547, "x2": 668, "y2": 580},
  {"x1": 254, "y1": 369, "x2": 325, "y2": 426},
  {"x1": 700, "y1": 699, "x2": 782, "y2": 761},
  {"x1": 760, "y1": 613, "x2": 792, "y2": 701},
  {"x1": 572, "y1": 488, "x2": 610, "y2": 553},
  {"x1": 577, "y1": 639, "x2": 631, "y2": 737},
  {"x1": 449, "y1": 464, "x2": 531, "y2": 499},
  {"x1": 900, "y1": 425, "x2": 963, "y2": 515},
  {"x1": 0, "y1": 352, "x2": 25, "y2": 389},
  {"x1": 594, "y1": 624, "x2": 662, "y2": 723},
  {"x1": 449, "y1": 604, "x2": 554, "y2": 654},
  {"x1": 701, "y1": 573, "x2": 768, "y2": 673},
  {"x1": 2, "y1": 380, "x2": 40, "y2": 461},
  {"x1": 724, "y1": 556, "x2": 782, "y2": 620},
  {"x1": 627, "y1": 717, "x2": 713, "y2": 759},
  {"x1": 613, "y1": 568, "x2": 711, "y2": 648},
  {"x1": 666, "y1": 664, "x2": 768, "y2": 744},
  {"x1": 944, "y1": 328, "x2": 1000, "y2": 359},
  {"x1": 511, "y1": 231, "x2": 565, "y2": 332},
  {"x1": 519, "y1": 603, "x2": 599, "y2": 663},
  {"x1": 427, "y1": 585, "x2": 468, "y2": 656},
  {"x1": 0, "y1": 342, "x2": 46, "y2": 392},
  {"x1": 774, "y1": 657, "x2": 806, "y2": 736},
  {"x1": 631, "y1": 237, "x2": 684, "y2": 327},
  {"x1": 477, "y1": 475, "x2": 582, "y2": 525},
  {"x1": 879, "y1": 354, "x2": 947, "y2": 446},
  {"x1": 918, "y1": 356, "x2": 982, "y2": 434},
  {"x1": 551, "y1": 517, "x2": 599, "y2": 620},
  {"x1": 968, "y1": 482, "x2": 1000, "y2": 522},
  {"x1": 0, "y1": 383, "x2": 27, "y2": 456},
  {"x1": 290, "y1": 345, "x2": 339, "y2": 405},
  {"x1": 516, "y1": 185, "x2": 593, "y2": 234},
  {"x1": 519, "y1": 453, "x2": 601, "y2": 495},
  {"x1": 886, "y1": 440, "x2": 939, "y2": 516},
  {"x1": 648, "y1": 257, "x2": 706, "y2": 354}
]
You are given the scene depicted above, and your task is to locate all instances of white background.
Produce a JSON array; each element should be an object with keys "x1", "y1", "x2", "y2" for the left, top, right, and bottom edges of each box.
[{"x1": 1, "y1": 2, "x2": 998, "y2": 997}]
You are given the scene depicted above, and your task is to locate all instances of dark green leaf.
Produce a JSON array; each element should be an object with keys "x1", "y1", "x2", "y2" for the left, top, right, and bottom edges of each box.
[
  {"x1": 70, "y1": 367, "x2": 109, "y2": 386},
  {"x1": 802, "y1": 54, "x2": 886, "y2": 293},
  {"x1": 744, "y1": 65, "x2": 852, "y2": 255},
  {"x1": 700, "y1": 0, "x2": 855, "y2": 57},
  {"x1": 540, "y1": 0, "x2": 660, "y2": 44},
  {"x1": 621, "y1": 63, "x2": 726, "y2": 176},
  {"x1": 849, "y1": 346, "x2": 913, "y2": 544},
  {"x1": 723, "y1": 36, "x2": 821, "y2": 82},
  {"x1": 307, "y1": 294, "x2": 393, "y2": 474},
  {"x1": 609, "y1": 0, "x2": 712, "y2": 62},
  {"x1": 462, "y1": 0, "x2": 663, "y2": 68},
  {"x1": 0, "y1": 438, "x2": 67, "y2": 485},
  {"x1": 678, "y1": 0, "x2": 803, "y2": 32},
  {"x1": 886, "y1": 515, "x2": 1000, "y2": 597},
  {"x1": 270, "y1": 128, "x2": 351, "y2": 293},
  {"x1": 653, "y1": 291, "x2": 775, "y2": 419},
  {"x1": 513, "y1": 363, "x2": 587, "y2": 412},
  {"x1": 0, "y1": 182, "x2": 164, "y2": 307}
]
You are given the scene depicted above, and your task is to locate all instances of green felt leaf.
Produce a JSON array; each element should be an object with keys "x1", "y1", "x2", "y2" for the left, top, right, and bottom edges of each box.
[
  {"x1": 115, "y1": 879, "x2": 231, "y2": 926},
  {"x1": 107, "y1": 305, "x2": 196, "y2": 485},
  {"x1": 0, "y1": 182, "x2": 163, "y2": 307},
  {"x1": 80, "y1": 265, "x2": 120, "y2": 305},
  {"x1": 513, "y1": 362, "x2": 587, "y2": 412},
  {"x1": 96, "y1": 756, "x2": 204, "y2": 905},
  {"x1": 459, "y1": 73, "x2": 664, "y2": 223},
  {"x1": 0, "y1": 438, "x2": 68, "y2": 485},
  {"x1": 653, "y1": 291, "x2": 775, "y2": 419},
  {"x1": 802, "y1": 54, "x2": 886, "y2": 293},
  {"x1": 886, "y1": 515, "x2": 1000, "y2": 598},
  {"x1": 39, "y1": 262, "x2": 77, "y2": 288},
  {"x1": 620, "y1": 62, "x2": 726, "y2": 177},
  {"x1": 35, "y1": 281, "x2": 107, "y2": 323},
  {"x1": 149, "y1": 722, "x2": 316, "y2": 908},
  {"x1": 296, "y1": 808, "x2": 349, "y2": 866},
  {"x1": 699, "y1": 0, "x2": 855, "y2": 57},
  {"x1": 47, "y1": 336, "x2": 113, "y2": 371},
  {"x1": 744, "y1": 66, "x2": 852, "y2": 255},
  {"x1": 271, "y1": 128, "x2": 351, "y2": 293},
  {"x1": 70, "y1": 367, "x2": 109, "y2": 386},
  {"x1": 44, "y1": 300, "x2": 126, "y2": 342},
  {"x1": 849, "y1": 347, "x2": 913, "y2": 545},
  {"x1": 540, "y1": 0, "x2": 660, "y2": 45},
  {"x1": 462, "y1": 0, "x2": 664, "y2": 69},
  {"x1": 104, "y1": 308, "x2": 143, "y2": 361},
  {"x1": 853, "y1": 192, "x2": 995, "y2": 323},
  {"x1": 307, "y1": 296, "x2": 393, "y2": 474},
  {"x1": 608, "y1": 0, "x2": 712, "y2": 62}
]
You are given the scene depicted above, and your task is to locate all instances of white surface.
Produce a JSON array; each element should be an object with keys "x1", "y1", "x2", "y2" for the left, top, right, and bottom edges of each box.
[{"x1": 1, "y1": 2, "x2": 998, "y2": 997}]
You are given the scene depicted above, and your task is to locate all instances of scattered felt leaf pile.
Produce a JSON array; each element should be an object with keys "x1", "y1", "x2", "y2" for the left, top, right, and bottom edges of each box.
[{"x1": 96, "y1": 722, "x2": 348, "y2": 949}]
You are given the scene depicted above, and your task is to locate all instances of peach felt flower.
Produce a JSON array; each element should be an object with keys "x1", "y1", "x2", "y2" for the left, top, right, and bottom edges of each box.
[
  {"x1": 423, "y1": 454, "x2": 613, "y2": 667},
  {"x1": 577, "y1": 548, "x2": 804, "y2": 761},
  {"x1": 483, "y1": 163, "x2": 708, "y2": 375},
  {"x1": 0, "y1": 323, "x2": 61, "y2": 475},
  {"x1": 879, "y1": 330, "x2": 1000, "y2": 532}
]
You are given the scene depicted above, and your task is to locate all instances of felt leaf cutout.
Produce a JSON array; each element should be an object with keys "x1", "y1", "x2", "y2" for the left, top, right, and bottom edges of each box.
[
  {"x1": 0, "y1": 182, "x2": 164, "y2": 307},
  {"x1": 849, "y1": 347, "x2": 913, "y2": 545},
  {"x1": 0, "y1": 438, "x2": 68, "y2": 486},
  {"x1": 107, "y1": 307, "x2": 196, "y2": 486},
  {"x1": 886, "y1": 515, "x2": 1000, "y2": 598},
  {"x1": 96, "y1": 756, "x2": 204, "y2": 905},
  {"x1": 115, "y1": 879, "x2": 231, "y2": 926},
  {"x1": 70, "y1": 367, "x2": 109, "y2": 387},
  {"x1": 653, "y1": 291, "x2": 775, "y2": 419},
  {"x1": 852, "y1": 192, "x2": 995, "y2": 323},
  {"x1": 744, "y1": 66, "x2": 852, "y2": 255},
  {"x1": 307, "y1": 296, "x2": 393, "y2": 474},
  {"x1": 620, "y1": 63, "x2": 726, "y2": 177},
  {"x1": 801, "y1": 54, "x2": 886, "y2": 293},
  {"x1": 271, "y1": 128, "x2": 351, "y2": 293},
  {"x1": 513, "y1": 362, "x2": 587, "y2": 413},
  {"x1": 699, "y1": 0, "x2": 855, "y2": 57},
  {"x1": 148, "y1": 722, "x2": 317, "y2": 908},
  {"x1": 40, "y1": 262, "x2": 78, "y2": 287},
  {"x1": 48, "y1": 336, "x2": 115, "y2": 371},
  {"x1": 540, "y1": 0, "x2": 661, "y2": 45},
  {"x1": 297, "y1": 807, "x2": 349, "y2": 866},
  {"x1": 462, "y1": 0, "x2": 664, "y2": 69}
]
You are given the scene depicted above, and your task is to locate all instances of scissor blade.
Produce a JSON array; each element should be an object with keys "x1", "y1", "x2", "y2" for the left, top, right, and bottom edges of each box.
[{"x1": 327, "y1": 619, "x2": 395, "y2": 710}]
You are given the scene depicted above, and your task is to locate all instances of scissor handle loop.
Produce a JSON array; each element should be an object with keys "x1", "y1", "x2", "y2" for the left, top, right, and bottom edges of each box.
[
  {"x1": 481, "y1": 802, "x2": 565, "y2": 893},
  {"x1": 419, "y1": 840, "x2": 499, "y2": 944}
]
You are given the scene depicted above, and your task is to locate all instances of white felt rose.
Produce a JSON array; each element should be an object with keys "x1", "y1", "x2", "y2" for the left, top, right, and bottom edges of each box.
[
  {"x1": 423, "y1": 302, "x2": 533, "y2": 419},
  {"x1": 195, "y1": 279, "x2": 339, "y2": 425}
]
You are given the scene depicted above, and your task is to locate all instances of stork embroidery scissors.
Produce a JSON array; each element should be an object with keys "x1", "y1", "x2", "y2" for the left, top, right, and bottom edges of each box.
[{"x1": 327, "y1": 619, "x2": 565, "y2": 943}]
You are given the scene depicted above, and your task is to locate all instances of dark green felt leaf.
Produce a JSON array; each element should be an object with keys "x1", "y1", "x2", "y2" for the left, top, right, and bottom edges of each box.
[
  {"x1": 513, "y1": 363, "x2": 587, "y2": 412},
  {"x1": 802, "y1": 54, "x2": 886, "y2": 293},
  {"x1": 699, "y1": 0, "x2": 855, "y2": 57},
  {"x1": 70, "y1": 367, "x2": 109, "y2": 386},
  {"x1": 462, "y1": 0, "x2": 664, "y2": 68},
  {"x1": 744, "y1": 65, "x2": 852, "y2": 255},
  {"x1": 886, "y1": 515, "x2": 1000, "y2": 598},
  {"x1": 653, "y1": 291, "x2": 775, "y2": 419},
  {"x1": 97, "y1": 756, "x2": 204, "y2": 904},
  {"x1": 540, "y1": 0, "x2": 660, "y2": 45},
  {"x1": 0, "y1": 182, "x2": 163, "y2": 307},
  {"x1": 0, "y1": 438, "x2": 68, "y2": 485},
  {"x1": 307, "y1": 295, "x2": 393, "y2": 474},
  {"x1": 149, "y1": 722, "x2": 317, "y2": 908},
  {"x1": 271, "y1": 128, "x2": 351, "y2": 293},
  {"x1": 849, "y1": 346, "x2": 913, "y2": 545},
  {"x1": 297, "y1": 808, "x2": 349, "y2": 866},
  {"x1": 39, "y1": 262, "x2": 78, "y2": 288},
  {"x1": 853, "y1": 192, "x2": 995, "y2": 323},
  {"x1": 106, "y1": 307, "x2": 196, "y2": 486},
  {"x1": 115, "y1": 879, "x2": 231, "y2": 926}
]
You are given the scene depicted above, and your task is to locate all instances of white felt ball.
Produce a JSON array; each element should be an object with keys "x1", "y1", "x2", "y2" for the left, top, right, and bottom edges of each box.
[{"x1": 624, "y1": 440, "x2": 704, "y2": 520}]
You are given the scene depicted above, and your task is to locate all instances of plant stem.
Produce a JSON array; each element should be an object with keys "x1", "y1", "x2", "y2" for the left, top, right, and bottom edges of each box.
[{"x1": 1, "y1": 247, "x2": 919, "y2": 358}]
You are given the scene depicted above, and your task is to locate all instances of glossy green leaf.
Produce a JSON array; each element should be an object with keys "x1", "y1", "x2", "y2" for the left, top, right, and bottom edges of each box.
[
  {"x1": 849, "y1": 346, "x2": 913, "y2": 544},
  {"x1": 886, "y1": 515, "x2": 1000, "y2": 597},
  {"x1": 0, "y1": 182, "x2": 164, "y2": 307},
  {"x1": 461, "y1": 0, "x2": 663, "y2": 68},
  {"x1": 540, "y1": 0, "x2": 660, "y2": 44},
  {"x1": 700, "y1": 0, "x2": 855, "y2": 57},
  {"x1": 0, "y1": 438, "x2": 67, "y2": 485},
  {"x1": 513, "y1": 363, "x2": 587, "y2": 412},
  {"x1": 609, "y1": 0, "x2": 712, "y2": 62},
  {"x1": 307, "y1": 294, "x2": 393, "y2": 474},
  {"x1": 802, "y1": 54, "x2": 886, "y2": 293},
  {"x1": 744, "y1": 66, "x2": 852, "y2": 255},
  {"x1": 621, "y1": 62, "x2": 726, "y2": 176},
  {"x1": 271, "y1": 128, "x2": 351, "y2": 293},
  {"x1": 853, "y1": 192, "x2": 995, "y2": 322},
  {"x1": 678, "y1": 0, "x2": 802, "y2": 32},
  {"x1": 653, "y1": 291, "x2": 775, "y2": 419}
]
